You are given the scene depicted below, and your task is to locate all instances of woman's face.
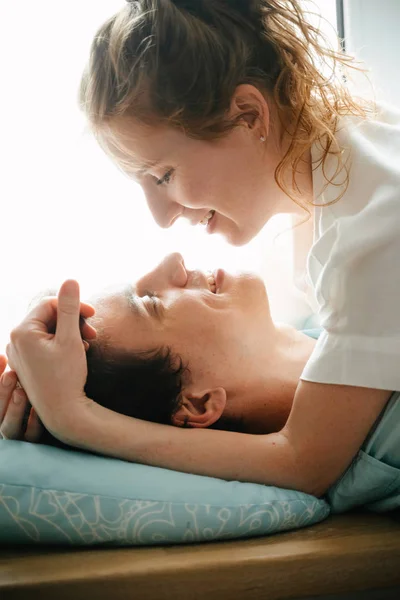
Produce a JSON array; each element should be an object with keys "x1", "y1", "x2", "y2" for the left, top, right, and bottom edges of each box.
[
  {"x1": 107, "y1": 96, "x2": 299, "y2": 246},
  {"x1": 90, "y1": 253, "x2": 274, "y2": 388}
]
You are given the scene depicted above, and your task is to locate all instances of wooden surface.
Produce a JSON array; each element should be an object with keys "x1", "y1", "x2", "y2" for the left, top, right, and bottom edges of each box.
[{"x1": 0, "y1": 512, "x2": 400, "y2": 600}]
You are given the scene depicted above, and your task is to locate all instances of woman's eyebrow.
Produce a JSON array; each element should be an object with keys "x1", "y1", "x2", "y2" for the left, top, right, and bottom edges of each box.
[{"x1": 136, "y1": 159, "x2": 162, "y2": 177}]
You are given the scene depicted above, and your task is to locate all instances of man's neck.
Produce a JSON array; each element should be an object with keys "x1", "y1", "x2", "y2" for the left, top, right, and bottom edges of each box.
[{"x1": 232, "y1": 325, "x2": 316, "y2": 434}]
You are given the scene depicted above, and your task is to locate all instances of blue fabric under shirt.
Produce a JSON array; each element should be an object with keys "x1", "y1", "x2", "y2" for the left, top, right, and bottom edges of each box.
[{"x1": 303, "y1": 327, "x2": 400, "y2": 512}]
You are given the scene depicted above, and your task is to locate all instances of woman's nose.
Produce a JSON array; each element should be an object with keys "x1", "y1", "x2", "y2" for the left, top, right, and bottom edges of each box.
[{"x1": 144, "y1": 191, "x2": 182, "y2": 229}]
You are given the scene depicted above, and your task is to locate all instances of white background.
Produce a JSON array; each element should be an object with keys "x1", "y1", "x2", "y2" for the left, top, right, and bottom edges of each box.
[
  {"x1": 1, "y1": 1, "x2": 338, "y2": 351},
  {"x1": 343, "y1": 0, "x2": 400, "y2": 105}
]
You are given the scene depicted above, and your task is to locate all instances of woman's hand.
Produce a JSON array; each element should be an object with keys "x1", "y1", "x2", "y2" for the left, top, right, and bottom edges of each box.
[
  {"x1": 0, "y1": 356, "x2": 43, "y2": 442},
  {"x1": 5, "y1": 280, "x2": 97, "y2": 437}
]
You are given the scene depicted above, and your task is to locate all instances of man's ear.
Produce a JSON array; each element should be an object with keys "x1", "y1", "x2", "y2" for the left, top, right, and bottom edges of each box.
[
  {"x1": 171, "y1": 387, "x2": 227, "y2": 429},
  {"x1": 229, "y1": 84, "x2": 270, "y2": 138}
]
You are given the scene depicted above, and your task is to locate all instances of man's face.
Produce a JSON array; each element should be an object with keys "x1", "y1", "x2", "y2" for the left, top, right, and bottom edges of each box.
[{"x1": 89, "y1": 253, "x2": 273, "y2": 390}]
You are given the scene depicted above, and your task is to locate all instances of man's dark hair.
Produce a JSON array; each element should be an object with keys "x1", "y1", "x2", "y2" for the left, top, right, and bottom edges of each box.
[
  {"x1": 34, "y1": 305, "x2": 245, "y2": 452},
  {"x1": 85, "y1": 339, "x2": 245, "y2": 433},
  {"x1": 38, "y1": 337, "x2": 188, "y2": 450}
]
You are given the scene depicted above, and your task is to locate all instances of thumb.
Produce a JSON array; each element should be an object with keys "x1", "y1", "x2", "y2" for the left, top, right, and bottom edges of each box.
[{"x1": 55, "y1": 279, "x2": 82, "y2": 344}]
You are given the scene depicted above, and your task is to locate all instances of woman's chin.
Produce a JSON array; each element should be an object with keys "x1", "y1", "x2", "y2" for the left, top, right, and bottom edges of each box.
[
  {"x1": 226, "y1": 220, "x2": 265, "y2": 247},
  {"x1": 223, "y1": 226, "x2": 255, "y2": 247}
]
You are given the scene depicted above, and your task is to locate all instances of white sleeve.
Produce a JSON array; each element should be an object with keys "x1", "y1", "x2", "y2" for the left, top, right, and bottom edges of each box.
[{"x1": 301, "y1": 183, "x2": 400, "y2": 391}]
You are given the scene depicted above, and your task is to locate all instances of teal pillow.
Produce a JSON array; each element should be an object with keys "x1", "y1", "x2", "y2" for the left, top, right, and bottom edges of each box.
[{"x1": 0, "y1": 440, "x2": 329, "y2": 546}]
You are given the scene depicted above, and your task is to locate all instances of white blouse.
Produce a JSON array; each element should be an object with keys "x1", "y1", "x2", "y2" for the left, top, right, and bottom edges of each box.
[{"x1": 301, "y1": 103, "x2": 400, "y2": 391}]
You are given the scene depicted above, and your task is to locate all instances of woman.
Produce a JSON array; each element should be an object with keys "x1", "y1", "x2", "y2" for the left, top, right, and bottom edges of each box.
[{"x1": 4, "y1": 1, "x2": 400, "y2": 497}]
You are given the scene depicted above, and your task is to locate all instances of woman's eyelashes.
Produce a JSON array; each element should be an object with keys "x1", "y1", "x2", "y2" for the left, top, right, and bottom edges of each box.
[{"x1": 155, "y1": 168, "x2": 174, "y2": 186}]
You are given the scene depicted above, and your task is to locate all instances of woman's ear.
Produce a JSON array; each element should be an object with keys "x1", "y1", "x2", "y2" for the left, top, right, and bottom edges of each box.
[
  {"x1": 171, "y1": 387, "x2": 227, "y2": 429},
  {"x1": 229, "y1": 84, "x2": 270, "y2": 138}
]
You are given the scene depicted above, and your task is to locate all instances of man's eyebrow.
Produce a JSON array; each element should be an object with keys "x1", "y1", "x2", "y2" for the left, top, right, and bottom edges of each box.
[{"x1": 123, "y1": 285, "x2": 142, "y2": 316}]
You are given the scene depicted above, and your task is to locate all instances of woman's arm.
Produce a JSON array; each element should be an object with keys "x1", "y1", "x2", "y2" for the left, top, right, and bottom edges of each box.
[
  {"x1": 282, "y1": 380, "x2": 391, "y2": 495},
  {"x1": 6, "y1": 280, "x2": 391, "y2": 496},
  {"x1": 51, "y1": 379, "x2": 390, "y2": 496}
]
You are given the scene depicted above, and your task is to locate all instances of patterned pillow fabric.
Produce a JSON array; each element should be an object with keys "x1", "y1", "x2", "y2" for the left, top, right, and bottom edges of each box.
[{"x1": 0, "y1": 440, "x2": 330, "y2": 546}]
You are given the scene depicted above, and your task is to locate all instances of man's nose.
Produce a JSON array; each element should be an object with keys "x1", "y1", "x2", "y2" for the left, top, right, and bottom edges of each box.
[
  {"x1": 165, "y1": 253, "x2": 188, "y2": 287},
  {"x1": 137, "y1": 253, "x2": 187, "y2": 294}
]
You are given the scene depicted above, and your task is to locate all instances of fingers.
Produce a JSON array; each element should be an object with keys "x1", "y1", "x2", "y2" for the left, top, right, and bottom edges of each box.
[
  {"x1": 0, "y1": 370, "x2": 17, "y2": 423},
  {"x1": 81, "y1": 322, "x2": 97, "y2": 340},
  {"x1": 25, "y1": 298, "x2": 58, "y2": 332},
  {"x1": 5, "y1": 344, "x2": 15, "y2": 371},
  {"x1": 0, "y1": 372, "x2": 26, "y2": 440},
  {"x1": 79, "y1": 302, "x2": 96, "y2": 319},
  {"x1": 55, "y1": 280, "x2": 89, "y2": 345},
  {"x1": 8, "y1": 281, "x2": 97, "y2": 363},
  {"x1": 79, "y1": 317, "x2": 97, "y2": 341},
  {"x1": 0, "y1": 372, "x2": 43, "y2": 443},
  {"x1": 0, "y1": 355, "x2": 7, "y2": 375},
  {"x1": 1, "y1": 389, "x2": 28, "y2": 440},
  {"x1": 24, "y1": 405, "x2": 44, "y2": 443},
  {"x1": 11, "y1": 290, "x2": 96, "y2": 342},
  {"x1": 51, "y1": 297, "x2": 95, "y2": 320}
]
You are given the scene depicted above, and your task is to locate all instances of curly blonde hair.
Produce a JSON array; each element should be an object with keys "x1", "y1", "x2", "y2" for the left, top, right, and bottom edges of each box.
[{"x1": 80, "y1": 0, "x2": 373, "y2": 208}]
